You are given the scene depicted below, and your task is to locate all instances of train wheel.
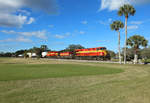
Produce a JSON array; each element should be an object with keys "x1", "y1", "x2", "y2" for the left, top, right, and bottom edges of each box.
[
  {"x1": 76, "y1": 57, "x2": 81, "y2": 60},
  {"x1": 96, "y1": 57, "x2": 100, "y2": 61},
  {"x1": 97, "y1": 57, "x2": 104, "y2": 61},
  {"x1": 93, "y1": 57, "x2": 97, "y2": 60}
]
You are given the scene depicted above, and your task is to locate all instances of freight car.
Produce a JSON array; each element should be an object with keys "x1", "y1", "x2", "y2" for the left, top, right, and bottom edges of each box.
[
  {"x1": 59, "y1": 52, "x2": 74, "y2": 59},
  {"x1": 44, "y1": 47, "x2": 110, "y2": 61},
  {"x1": 46, "y1": 51, "x2": 59, "y2": 58}
]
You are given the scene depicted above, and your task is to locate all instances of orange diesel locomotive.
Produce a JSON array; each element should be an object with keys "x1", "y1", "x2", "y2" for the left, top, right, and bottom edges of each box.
[{"x1": 75, "y1": 47, "x2": 109, "y2": 60}]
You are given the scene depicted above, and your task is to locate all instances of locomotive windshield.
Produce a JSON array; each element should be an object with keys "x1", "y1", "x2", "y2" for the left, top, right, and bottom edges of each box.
[
  {"x1": 97, "y1": 47, "x2": 106, "y2": 50},
  {"x1": 101, "y1": 47, "x2": 106, "y2": 50}
]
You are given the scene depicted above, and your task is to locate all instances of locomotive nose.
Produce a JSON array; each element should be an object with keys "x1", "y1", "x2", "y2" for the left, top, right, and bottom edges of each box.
[
  {"x1": 103, "y1": 50, "x2": 108, "y2": 56},
  {"x1": 101, "y1": 52, "x2": 104, "y2": 56}
]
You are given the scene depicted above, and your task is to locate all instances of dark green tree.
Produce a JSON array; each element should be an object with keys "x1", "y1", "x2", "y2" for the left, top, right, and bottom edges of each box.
[
  {"x1": 141, "y1": 47, "x2": 150, "y2": 59},
  {"x1": 40, "y1": 45, "x2": 49, "y2": 51},
  {"x1": 31, "y1": 47, "x2": 43, "y2": 58},
  {"x1": 122, "y1": 47, "x2": 135, "y2": 61},
  {"x1": 65, "y1": 44, "x2": 84, "y2": 52},
  {"x1": 118, "y1": 4, "x2": 136, "y2": 64},
  {"x1": 110, "y1": 21, "x2": 124, "y2": 64},
  {"x1": 127, "y1": 35, "x2": 148, "y2": 63},
  {"x1": 107, "y1": 50, "x2": 116, "y2": 59},
  {"x1": 15, "y1": 50, "x2": 27, "y2": 57},
  {"x1": 4, "y1": 52, "x2": 13, "y2": 57}
]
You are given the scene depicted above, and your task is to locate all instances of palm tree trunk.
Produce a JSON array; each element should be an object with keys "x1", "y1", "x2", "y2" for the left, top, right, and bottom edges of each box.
[
  {"x1": 134, "y1": 54, "x2": 138, "y2": 64},
  {"x1": 124, "y1": 17, "x2": 128, "y2": 64},
  {"x1": 134, "y1": 48, "x2": 138, "y2": 64},
  {"x1": 117, "y1": 30, "x2": 121, "y2": 64}
]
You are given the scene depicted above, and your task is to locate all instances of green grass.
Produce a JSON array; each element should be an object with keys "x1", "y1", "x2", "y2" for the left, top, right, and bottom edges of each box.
[
  {"x1": 145, "y1": 59, "x2": 150, "y2": 63},
  {"x1": 1, "y1": 58, "x2": 150, "y2": 103},
  {"x1": 0, "y1": 64, "x2": 123, "y2": 81}
]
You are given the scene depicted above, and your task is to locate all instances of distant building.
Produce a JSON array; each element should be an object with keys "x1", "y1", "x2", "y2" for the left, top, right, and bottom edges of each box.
[
  {"x1": 18, "y1": 54, "x2": 24, "y2": 57},
  {"x1": 26, "y1": 53, "x2": 33, "y2": 58},
  {"x1": 32, "y1": 53, "x2": 37, "y2": 57},
  {"x1": 26, "y1": 53, "x2": 37, "y2": 58}
]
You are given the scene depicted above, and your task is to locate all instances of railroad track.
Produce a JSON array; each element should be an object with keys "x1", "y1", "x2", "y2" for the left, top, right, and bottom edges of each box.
[{"x1": 41, "y1": 58, "x2": 131, "y2": 64}]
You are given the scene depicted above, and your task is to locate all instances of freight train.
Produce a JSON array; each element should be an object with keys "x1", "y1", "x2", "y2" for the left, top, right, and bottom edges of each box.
[{"x1": 42, "y1": 47, "x2": 110, "y2": 61}]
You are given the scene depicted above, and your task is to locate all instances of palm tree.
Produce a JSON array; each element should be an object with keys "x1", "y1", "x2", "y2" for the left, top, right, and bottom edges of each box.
[
  {"x1": 127, "y1": 35, "x2": 148, "y2": 64},
  {"x1": 110, "y1": 21, "x2": 124, "y2": 64},
  {"x1": 118, "y1": 4, "x2": 136, "y2": 64}
]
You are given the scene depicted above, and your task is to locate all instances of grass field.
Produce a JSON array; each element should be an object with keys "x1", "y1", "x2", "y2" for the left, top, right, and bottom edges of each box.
[
  {"x1": 0, "y1": 58, "x2": 150, "y2": 103},
  {"x1": 0, "y1": 64, "x2": 123, "y2": 81}
]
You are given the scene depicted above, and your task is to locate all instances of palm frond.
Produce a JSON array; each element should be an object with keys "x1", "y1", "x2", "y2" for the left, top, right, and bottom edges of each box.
[
  {"x1": 110, "y1": 21, "x2": 124, "y2": 31},
  {"x1": 127, "y1": 35, "x2": 148, "y2": 49},
  {"x1": 118, "y1": 4, "x2": 136, "y2": 17}
]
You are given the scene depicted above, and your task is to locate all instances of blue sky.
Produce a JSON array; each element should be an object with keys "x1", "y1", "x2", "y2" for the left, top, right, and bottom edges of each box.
[{"x1": 0, "y1": 0, "x2": 150, "y2": 52}]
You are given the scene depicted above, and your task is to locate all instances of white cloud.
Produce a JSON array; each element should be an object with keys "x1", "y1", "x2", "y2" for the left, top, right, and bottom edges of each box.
[
  {"x1": 64, "y1": 32, "x2": 71, "y2": 36},
  {"x1": 49, "y1": 25, "x2": 54, "y2": 28},
  {"x1": 1, "y1": 30, "x2": 47, "y2": 39},
  {"x1": 81, "y1": 21, "x2": 88, "y2": 24},
  {"x1": 128, "y1": 25, "x2": 138, "y2": 30},
  {"x1": 99, "y1": 20, "x2": 107, "y2": 25},
  {"x1": 131, "y1": 0, "x2": 150, "y2": 5},
  {"x1": 16, "y1": 37, "x2": 32, "y2": 42},
  {"x1": 0, "y1": 37, "x2": 32, "y2": 43},
  {"x1": 0, "y1": 14, "x2": 28, "y2": 28},
  {"x1": 55, "y1": 34, "x2": 65, "y2": 39},
  {"x1": 1, "y1": 30, "x2": 16, "y2": 34},
  {"x1": 129, "y1": 19, "x2": 150, "y2": 26},
  {"x1": 79, "y1": 31, "x2": 85, "y2": 35},
  {"x1": 20, "y1": 30, "x2": 47, "y2": 39},
  {"x1": 27, "y1": 17, "x2": 35, "y2": 24},
  {"x1": 0, "y1": 0, "x2": 58, "y2": 27},
  {"x1": 96, "y1": 40, "x2": 110, "y2": 42},
  {"x1": 99, "y1": 0, "x2": 150, "y2": 11},
  {"x1": 100, "y1": 0, "x2": 129, "y2": 11},
  {"x1": 99, "y1": 18, "x2": 113, "y2": 25},
  {"x1": 0, "y1": 38, "x2": 13, "y2": 42},
  {"x1": 130, "y1": 21, "x2": 143, "y2": 25},
  {"x1": 108, "y1": 18, "x2": 112, "y2": 22},
  {"x1": 54, "y1": 32, "x2": 71, "y2": 39},
  {"x1": 0, "y1": 0, "x2": 58, "y2": 14},
  {"x1": 17, "y1": 9, "x2": 31, "y2": 15}
]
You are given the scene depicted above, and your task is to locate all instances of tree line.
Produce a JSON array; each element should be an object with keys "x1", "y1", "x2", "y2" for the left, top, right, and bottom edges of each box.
[
  {"x1": 0, "y1": 43, "x2": 150, "y2": 63},
  {"x1": 1, "y1": 44, "x2": 150, "y2": 61},
  {"x1": 0, "y1": 45, "x2": 49, "y2": 58},
  {"x1": 0, "y1": 44, "x2": 84, "y2": 58}
]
